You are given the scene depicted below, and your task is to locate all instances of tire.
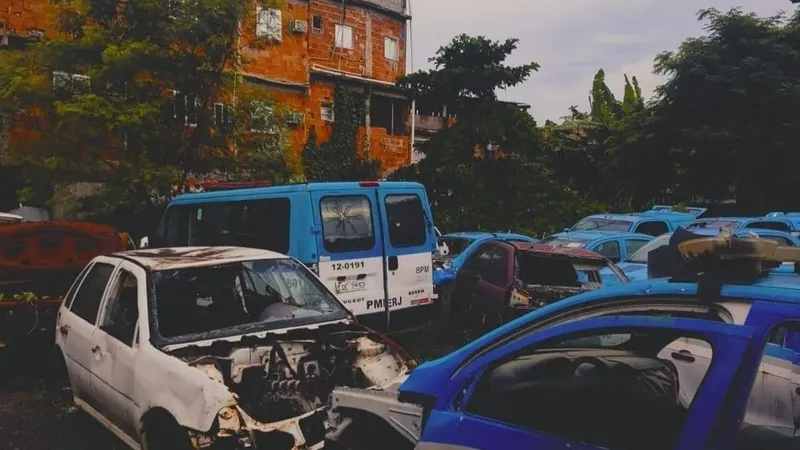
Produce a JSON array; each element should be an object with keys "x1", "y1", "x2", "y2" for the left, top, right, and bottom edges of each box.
[
  {"x1": 436, "y1": 284, "x2": 453, "y2": 319},
  {"x1": 141, "y1": 413, "x2": 193, "y2": 450}
]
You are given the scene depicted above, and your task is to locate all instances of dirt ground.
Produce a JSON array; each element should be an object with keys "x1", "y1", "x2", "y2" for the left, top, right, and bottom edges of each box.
[{"x1": 0, "y1": 324, "x2": 468, "y2": 450}]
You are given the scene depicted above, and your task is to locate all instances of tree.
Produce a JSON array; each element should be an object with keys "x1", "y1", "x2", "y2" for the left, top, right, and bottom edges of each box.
[
  {"x1": 302, "y1": 84, "x2": 380, "y2": 182},
  {"x1": 392, "y1": 35, "x2": 600, "y2": 235},
  {"x1": 652, "y1": 7, "x2": 800, "y2": 211},
  {"x1": 0, "y1": 0, "x2": 294, "y2": 234}
]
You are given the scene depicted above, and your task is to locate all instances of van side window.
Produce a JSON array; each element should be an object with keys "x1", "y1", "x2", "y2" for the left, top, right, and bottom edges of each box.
[
  {"x1": 320, "y1": 196, "x2": 375, "y2": 253},
  {"x1": 385, "y1": 194, "x2": 427, "y2": 248},
  {"x1": 161, "y1": 206, "x2": 188, "y2": 245},
  {"x1": 178, "y1": 199, "x2": 291, "y2": 254}
]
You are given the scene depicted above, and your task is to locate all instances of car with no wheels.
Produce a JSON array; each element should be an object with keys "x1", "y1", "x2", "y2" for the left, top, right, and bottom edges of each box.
[
  {"x1": 326, "y1": 233, "x2": 800, "y2": 450},
  {"x1": 55, "y1": 247, "x2": 411, "y2": 450}
]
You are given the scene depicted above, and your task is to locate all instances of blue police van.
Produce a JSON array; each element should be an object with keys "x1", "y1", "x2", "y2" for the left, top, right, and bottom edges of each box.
[{"x1": 140, "y1": 181, "x2": 439, "y2": 331}]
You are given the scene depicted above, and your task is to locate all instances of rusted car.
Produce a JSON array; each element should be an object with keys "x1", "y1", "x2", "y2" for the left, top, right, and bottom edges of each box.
[
  {"x1": 54, "y1": 247, "x2": 411, "y2": 450},
  {"x1": 451, "y1": 242, "x2": 628, "y2": 329}
]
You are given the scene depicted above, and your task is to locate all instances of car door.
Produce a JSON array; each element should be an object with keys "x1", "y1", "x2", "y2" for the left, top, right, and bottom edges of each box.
[
  {"x1": 472, "y1": 243, "x2": 514, "y2": 325},
  {"x1": 377, "y1": 189, "x2": 437, "y2": 330},
  {"x1": 311, "y1": 191, "x2": 386, "y2": 329},
  {"x1": 58, "y1": 259, "x2": 118, "y2": 408},
  {"x1": 417, "y1": 315, "x2": 759, "y2": 450},
  {"x1": 55, "y1": 262, "x2": 92, "y2": 394},
  {"x1": 89, "y1": 260, "x2": 144, "y2": 438},
  {"x1": 453, "y1": 244, "x2": 495, "y2": 317}
]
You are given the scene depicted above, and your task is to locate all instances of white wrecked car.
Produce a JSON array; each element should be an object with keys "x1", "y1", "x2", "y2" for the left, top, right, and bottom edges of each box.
[{"x1": 54, "y1": 247, "x2": 412, "y2": 450}]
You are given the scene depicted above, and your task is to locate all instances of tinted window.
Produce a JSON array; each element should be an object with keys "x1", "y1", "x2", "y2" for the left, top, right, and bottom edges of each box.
[
  {"x1": 467, "y1": 328, "x2": 714, "y2": 450},
  {"x1": 746, "y1": 221, "x2": 791, "y2": 232},
  {"x1": 101, "y1": 269, "x2": 139, "y2": 347},
  {"x1": 687, "y1": 220, "x2": 741, "y2": 229},
  {"x1": 484, "y1": 247, "x2": 511, "y2": 286},
  {"x1": 385, "y1": 194, "x2": 427, "y2": 248},
  {"x1": 70, "y1": 262, "x2": 115, "y2": 324},
  {"x1": 628, "y1": 234, "x2": 672, "y2": 263},
  {"x1": 625, "y1": 239, "x2": 649, "y2": 257},
  {"x1": 321, "y1": 196, "x2": 374, "y2": 253},
  {"x1": 164, "y1": 199, "x2": 291, "y2": 254},
  {"x1": 594, "y1": 241, "x2": 621, "y2": 262},
  {"x1": 635, "y1": 221, "x2": 669, "y2": 237}
]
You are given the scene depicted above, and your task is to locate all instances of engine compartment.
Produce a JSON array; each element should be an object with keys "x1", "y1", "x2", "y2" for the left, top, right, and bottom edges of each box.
[{"x1": 171, "y1": 330, "x2": 408, "y2": 424}]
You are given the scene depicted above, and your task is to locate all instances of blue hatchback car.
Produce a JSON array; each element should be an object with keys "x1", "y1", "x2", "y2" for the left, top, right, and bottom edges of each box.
[
  {"x1": 617, "y1": 228, "x2": 800, "y2": 281},
  {"x1": 327, "y1": 233, "x2": 800, "y2": 450},
  {"x1": 539, "y1": 231, "x2": 653, "y2": 263},
  {"x1": 433, "y1": 232, "x2": 538, "y2": 286}
]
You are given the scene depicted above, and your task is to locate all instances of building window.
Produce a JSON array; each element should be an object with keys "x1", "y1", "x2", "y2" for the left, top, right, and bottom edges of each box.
[
  {"x1": 171, "y1": 91, "x2": 200, "y2": 126},
  {"x1": 384, "y1": 37, "x2": 399, "y2": 61},
  {"x1": 312, "y1": 15, "x2": 323, "y2": 34},
  {"x1": 256, "y1": 7, "x2": 282, "y2": 41},
  {"x1": 335, "y1": 24, "x2": 353, "y2": 49},
  {"x1": 214, "y1": 103, "x2": 234, "y2": 127},
  {"x1": 251, "y1": 101, "x2": 276, "y2": 133},
  {"x1": 370, "y1": 95, "x2": 405, "y2": 135},
  {"x1": 321, "y1": 102, "x2": 334, "y2": 122},
  {"x1": 53, "y1": 71, "x2": 91, "y2": 93}
]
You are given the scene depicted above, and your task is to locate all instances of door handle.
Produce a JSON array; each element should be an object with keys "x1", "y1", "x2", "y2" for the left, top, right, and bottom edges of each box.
[
  {"x1": 59, "y1": 325, "x2": 69, "y2": 336},
  {"x1": 91, "y1": 346, "x2": 101, "y2": 354},
  {"x1": 671, "y1": 350, "x2": 695, "y2": 363},
  {"x1": 388, "y1": 256, "x2": 399, "y2": 271}
]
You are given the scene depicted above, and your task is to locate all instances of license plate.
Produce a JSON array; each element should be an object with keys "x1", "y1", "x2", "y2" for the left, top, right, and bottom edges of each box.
[{"x1": 336, "y1": 279, "x2": 367, "y2": 294}]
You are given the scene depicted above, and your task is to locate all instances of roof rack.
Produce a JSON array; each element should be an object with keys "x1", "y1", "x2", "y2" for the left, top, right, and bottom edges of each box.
[
  {"x1": 650, "y1": 227, "x2": 800, "y2": 302},
  {"x1": 193, "y1": 180, "x2": 273, "y2": 192}
]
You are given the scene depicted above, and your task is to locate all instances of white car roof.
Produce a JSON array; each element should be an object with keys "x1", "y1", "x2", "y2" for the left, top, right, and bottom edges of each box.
[{"x1": 114, "y1": 246, "x2": 288, "y2": 271}]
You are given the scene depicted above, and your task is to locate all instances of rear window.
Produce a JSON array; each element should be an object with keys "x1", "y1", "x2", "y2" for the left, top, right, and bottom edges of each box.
[
  {"x1": 517, "y1": 254, "x2": 604, "y2": 287},
  {"x1": 437, "y1": 237, "x2": 474, "y2": 257},
  {"x1": 572, "y1": 218, "x2": 632, "y2": 233},
  {"x1": 539, "y1": 236, "x2": 589, "y2": 248},
  {"x1": 321, "y1": 195, "x2": 375, "y2": 253},
  {"x1": 746, "y1": 221, "x2": 791, "y2": 232},
  {"x1": 687, "y1": 220, "x2": 741, "y2": 229},
  {"x1": 161, "y1": 199, "x2": 291, "y2": 254},
  {"x1": 385, "y1": 194, "x2": 427, "y2": 248}
]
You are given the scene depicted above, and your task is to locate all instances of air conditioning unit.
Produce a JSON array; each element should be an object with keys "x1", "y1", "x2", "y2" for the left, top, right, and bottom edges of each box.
[
  {"x1": 289, "y1": 20, "x2": 308, "y2": 33},
  {"x1": 286, "y1": 112, "x2": 305, "y2": 125}
]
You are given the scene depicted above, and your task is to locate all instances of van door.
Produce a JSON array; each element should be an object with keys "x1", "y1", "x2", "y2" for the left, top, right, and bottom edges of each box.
[
  {"x1": 311, "y1": 191, "x2": 386, "y2": 328},
  {"x1": 377, "y1": 189, "x2": 436, "y2": 331}
]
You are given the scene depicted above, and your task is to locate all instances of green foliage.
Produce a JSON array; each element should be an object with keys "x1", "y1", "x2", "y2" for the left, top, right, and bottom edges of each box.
[
  {"x1": 392, "y1": 35, "x2": 598, "y2": 236},
  {"x1": 0, "y1": 0, "x2": 294, "y2": 234},
  {"x1": 302, "y1": 84, "x2": 379, "y2": 181}
]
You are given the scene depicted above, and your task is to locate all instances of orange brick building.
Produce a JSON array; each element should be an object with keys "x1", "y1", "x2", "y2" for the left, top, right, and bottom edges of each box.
[{"x1": 0, "y1": 0, "x2": 413, "y2": 174}]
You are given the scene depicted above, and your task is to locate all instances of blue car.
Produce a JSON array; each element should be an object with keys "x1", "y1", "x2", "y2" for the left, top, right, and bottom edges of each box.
[
  {"x1": 765, "y1": 212, "x2": 800, "y2": 237},
  {"x1": 433, "y1": 232, "x2": 538, "y2": 286},
  {"x1": 539, "y1": 231, "x2": 653, "y2": 263},
  {"x1": 328, "y1": 234, "x2": 800, "y2": 450},
  {"x1": 618, "y1": 228, "x2": 800, "y2": 281},
  {"x1": 569, "y1": 210, "x2": 700, "y2": 238}
]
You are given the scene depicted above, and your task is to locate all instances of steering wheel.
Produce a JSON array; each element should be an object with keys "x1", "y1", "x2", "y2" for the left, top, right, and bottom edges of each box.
[{"x1": 569, "y1": 356, "x2": 613, "y2": 379}]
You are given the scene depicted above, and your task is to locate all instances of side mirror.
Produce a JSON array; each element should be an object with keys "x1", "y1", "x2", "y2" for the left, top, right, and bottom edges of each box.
[{"x1": 139, "y1": 236, "x2": 150, "y2": 249}]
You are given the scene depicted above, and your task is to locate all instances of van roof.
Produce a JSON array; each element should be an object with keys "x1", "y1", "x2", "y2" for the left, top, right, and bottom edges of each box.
[{"x1": 169, "y1": 181, "x2": 425, "y2": 205}]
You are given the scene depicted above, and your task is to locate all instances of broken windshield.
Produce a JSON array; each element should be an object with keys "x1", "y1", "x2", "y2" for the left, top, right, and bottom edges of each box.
[
  {"x1": 435, "y1": 237, "x2": 474, "y2": 257},
  {"x1": 539, "y1": 236, "x2": 590, "y2": 248},
  {"x1": 149, "y1": 258, "x2": 349, "y2": 343}
]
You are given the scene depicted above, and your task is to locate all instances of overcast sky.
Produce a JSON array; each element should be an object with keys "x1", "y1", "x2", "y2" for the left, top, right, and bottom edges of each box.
[{"x1": 409, "y1": 0, "x2": 793, "y2": 123}]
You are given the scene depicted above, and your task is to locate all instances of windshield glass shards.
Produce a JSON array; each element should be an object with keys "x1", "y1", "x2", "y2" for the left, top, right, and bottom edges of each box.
[{"x1": 150, "y1": 258, "x2": 348, "y2": 343}]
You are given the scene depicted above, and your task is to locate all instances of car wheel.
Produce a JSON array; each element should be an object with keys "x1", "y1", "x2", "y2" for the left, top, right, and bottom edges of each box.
[
  {"x1": 436, "y1": 284, "x2": 453, "y2": 320},
  {"x1": 141, "y1": 413, "x2": 193, "y2": 450}
]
